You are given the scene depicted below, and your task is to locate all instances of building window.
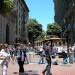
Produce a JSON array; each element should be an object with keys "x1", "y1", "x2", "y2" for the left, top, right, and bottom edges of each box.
[
  {"x1": 21, "y1": 16, "x2": 22, "y2": 20},
  {"x1": 17, "y1": 0, "x2": 18, "y2": 6},
  {"x1": 16, "y1": 17, "x2": 18, "y2": 35},
  {"x1": 74, "y1": 23, "x2": 75, "y2": 28},
  {"x1": 19, "y1": 28, "x2": 20, "y2": 34},
  {"x1": 19, "y1": 20, "x2": 20, "y2": 26},
  {"x1": 19, "y1": 13, "x2": 20, "y2": 18}
]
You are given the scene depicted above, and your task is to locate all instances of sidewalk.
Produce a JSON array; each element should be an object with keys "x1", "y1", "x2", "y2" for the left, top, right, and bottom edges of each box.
[
  {"x1": 6, "y1": 61, "x2": 75, "y2": 75},
  {"x1": 0, "y1": 54, "x2": 75, "y2": 75}
]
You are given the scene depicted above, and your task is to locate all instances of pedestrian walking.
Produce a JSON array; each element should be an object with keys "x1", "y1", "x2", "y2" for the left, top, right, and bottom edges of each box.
[
  {"x1": 8, "y1": 45, "x2": 14, "y2": 64},
  {"x1": 16, "y1": 44, "x2": 26, "y2": 75},
  {"x1": 72, "y1": 45, "x2": 75, "y2": 63},
  {"x1": 38, "y1": 47, "x2": 45, "y2": 64},
  {"x1": 73, "y1": 47, "x2": 75, "y2": 62},
  {"x1": 68, "y1": 47, "x2": 73, "y2": 64},
  {"x1": 62, "y1": 47, "x2": 67, "y2": 64},
  {"x1": 0, "y1": 44, "x2": 10, "y2": 75},
  {"x1": 52, "y1": 47, "x2": 58, "y2": 65},
  {"x1": 23, "y1": 45, "x2": 29, "y2": 64},
  {"x1": 42, "y1": 42, "x2": 52, "y2": 75}
]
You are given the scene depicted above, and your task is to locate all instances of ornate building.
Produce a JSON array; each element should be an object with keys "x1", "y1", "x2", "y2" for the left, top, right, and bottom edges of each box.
[
  {"x1": 0, "y1": 13, "x2": 16, "y2": 44},
  {"x1": 54, "y1": 0, "x2": 75, "y2": 46},
  {"x1": 14, "y1": 0, "x2": 29, "y2": 44},
  {"x1": 0, "y1": 0, "x2": 29, "y2": 44}
]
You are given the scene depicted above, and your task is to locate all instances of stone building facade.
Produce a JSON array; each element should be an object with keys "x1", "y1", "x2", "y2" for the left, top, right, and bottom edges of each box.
[
  {"x1": 54, "y1": 0, "x2": 66, "y2": 25},
  {"x1": 54, "y1": 0, "x2": 75, "y2": 46},
  {"x1": 0, "y1": 0, "x2": 29, "y2": 44},
  {"x1": 14, "y1": 0, "x2": 29, "y2": 44},
  {"x1": 0, "y1": 14, "x2": 16, "y2": 44}
]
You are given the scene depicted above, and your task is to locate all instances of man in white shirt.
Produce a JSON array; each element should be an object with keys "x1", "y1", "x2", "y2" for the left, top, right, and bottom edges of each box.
[{"x1": 0, "y1": 44, "x2": 10, "y2": 75}]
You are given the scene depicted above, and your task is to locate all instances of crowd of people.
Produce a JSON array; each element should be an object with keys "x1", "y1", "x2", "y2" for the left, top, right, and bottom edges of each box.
[
  {"x1": 61, "y1": 46, "x2": 75, "y2": 64},
  {"x1": 0, "y1": 43, "x2": 29, "y2": 75},
  {"x1": 38, "y1": 43, "x2": 75, "y2": 75},
  {"x1": 0, "y1": 42, "x2": 75, "y2": 75}
]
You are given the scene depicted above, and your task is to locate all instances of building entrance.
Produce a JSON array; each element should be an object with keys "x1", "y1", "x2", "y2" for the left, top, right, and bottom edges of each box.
[{"x1": 6, "y1": 24, "x2": 9, "y2": 44}]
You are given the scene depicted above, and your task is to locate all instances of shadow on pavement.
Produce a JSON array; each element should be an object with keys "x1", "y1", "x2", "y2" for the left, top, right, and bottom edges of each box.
[
  {"x1": 24, "y1": 70, "x2": 39, "y2": 75},
  {"x1": 13, "y1": 72, "x2": 18, "y2": 74},
  {"x1": 60, "y1": 64, "x2": 72, "y2": 67},
  {"x1": 13, "y1": 70, "x2": 39, "y2": 75}
]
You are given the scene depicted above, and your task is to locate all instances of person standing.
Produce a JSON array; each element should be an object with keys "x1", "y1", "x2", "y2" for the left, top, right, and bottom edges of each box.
[
  {"x1": 68, "y1": 47, "x2": 73, "y2": 64},
  {"x1": 0, "y1": 44, "x2": 10, "y2": 75},
  {"x1": 42, "y1": 42, "x2": 52, "y2": 75},
  {"x1": 16, "y1": 44, "x2": 26, "y2": 75},
  {"x1": 73, "y1": 47, "x2": 75, "y2": 62},
  {"x1": 23, "y1": 45, "x2": 29, "y2": 64},
  {"x1": 62, "y1": 47, "x2": 67, "y2": 64},
  {"x1": 72, "y1": 45, "x2": 75, "y2": 63},
  {"x1": 38, "y1": 47, "x2": 45, "y2": 64}
]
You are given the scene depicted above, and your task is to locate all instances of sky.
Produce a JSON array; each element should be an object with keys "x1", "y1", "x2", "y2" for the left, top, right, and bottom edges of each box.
[{"x1": 25, "y1": 0, "x2": 55, "y2": 31}]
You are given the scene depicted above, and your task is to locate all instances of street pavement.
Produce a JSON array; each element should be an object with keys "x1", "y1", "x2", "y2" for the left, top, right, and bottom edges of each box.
[
  {"x1": 7, "y1": 62, "x2": 75, "y2": 75},
  {"x1": 0, "y1": 55, "x2": 75, "y2": 75}
]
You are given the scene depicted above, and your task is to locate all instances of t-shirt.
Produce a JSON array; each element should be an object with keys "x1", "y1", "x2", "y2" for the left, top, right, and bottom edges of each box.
[
  {"x1": 0, "y1": 49, "x2": 10, "y2": 65},
  {"x1": 17, "y1": 49, "x2": 26, "y2": 61},
  {"x1": 21, "y1": 51, "x2": 24, "y2": 61},
  {"x1": 45, "y1": 46, "x2": 51, "y2": 57}
]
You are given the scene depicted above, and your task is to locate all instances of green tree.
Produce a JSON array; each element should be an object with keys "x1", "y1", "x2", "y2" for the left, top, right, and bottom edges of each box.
[
  {"x1": 27, "y1": 18, "x2": 43, "y2": 47},
  {"x1": 37, "y1": 30, "x2": 46, "y2": 40},
  {"x1": 46, "y1": 23, "x2": 62, "y2": 37},
  {"x1": 0, "y1": 0, "x2": 14, "y2": 14}
]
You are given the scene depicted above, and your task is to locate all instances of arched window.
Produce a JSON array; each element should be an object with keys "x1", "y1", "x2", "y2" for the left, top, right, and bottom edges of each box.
[{"x1": 6, "y1": 24, "x2": 9, "y2": 44}]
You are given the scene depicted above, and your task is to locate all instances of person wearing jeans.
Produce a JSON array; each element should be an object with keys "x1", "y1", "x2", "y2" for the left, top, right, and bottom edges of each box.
[
  {"x1": 62, "y1": 51, "x2": 67, "y2": 64},
  {"x1": 42, "y1": 56, "x2": 52, "y2": 75},
  {"x1": 38, "y1": 50, "x2": 45, "y2": 64},
  {"x1": 42, "y1": 42, "x2": 52, "y2": 75}
]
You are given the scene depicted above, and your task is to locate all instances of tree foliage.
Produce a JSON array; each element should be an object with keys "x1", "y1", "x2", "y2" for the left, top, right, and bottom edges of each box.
[
  {"x1": 27, "y1": 18, "x2": 43, "y2": 44},
  {"x1": 37, "y1": 30, "x2": 46, "y2": 40},
  {"x1": 46, "y1": 23, "x2": 62, "y2": 37},
  {"x1": 0, "y1": 0, "x2": 14, "y2": 14}
]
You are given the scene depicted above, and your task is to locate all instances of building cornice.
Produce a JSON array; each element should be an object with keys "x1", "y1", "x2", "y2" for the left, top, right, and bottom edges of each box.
[{"x1": 22, "y1": 0, "x2": 29, "y2": 12}]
